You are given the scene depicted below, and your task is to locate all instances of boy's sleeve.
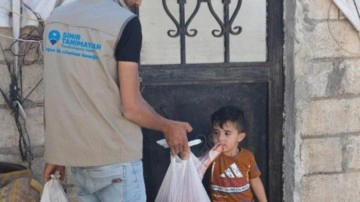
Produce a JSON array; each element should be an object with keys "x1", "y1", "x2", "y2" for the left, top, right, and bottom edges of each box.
[{"x1": 249, "y1": 153, "x2": 261, "y2": 179}]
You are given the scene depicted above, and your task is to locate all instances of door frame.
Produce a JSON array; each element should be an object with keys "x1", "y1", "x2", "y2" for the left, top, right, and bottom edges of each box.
[{"x1": 139, "y1": 0, "x2": 284, "y2": 201}]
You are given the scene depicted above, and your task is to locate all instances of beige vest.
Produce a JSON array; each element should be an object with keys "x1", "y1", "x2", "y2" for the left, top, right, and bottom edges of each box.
[{"x1": 43, "y1": 0, "x2": 143, "y2": 166}]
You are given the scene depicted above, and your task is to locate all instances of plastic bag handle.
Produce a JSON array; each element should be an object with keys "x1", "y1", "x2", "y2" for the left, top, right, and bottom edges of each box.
[{"x1": 157, "y1": 139, "x2": 202, "y2": 148}]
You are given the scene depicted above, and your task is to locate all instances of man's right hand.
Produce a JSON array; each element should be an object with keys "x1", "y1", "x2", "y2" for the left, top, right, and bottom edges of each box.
[
  {"x1": 43, "y1": 163, "x2": 65, "y2": 182},
  {"x1": 162, "y1": 120, "x2": 193, "y2": 157}
]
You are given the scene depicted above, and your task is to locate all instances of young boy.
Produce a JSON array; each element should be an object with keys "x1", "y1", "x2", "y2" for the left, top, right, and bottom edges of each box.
[{"x1": 209, "y1": 106, "x2": 267, "y2": 202}]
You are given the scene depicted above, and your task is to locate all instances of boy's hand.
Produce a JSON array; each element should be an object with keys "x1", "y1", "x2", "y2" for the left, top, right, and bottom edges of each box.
[{"x1": 197, "y1": 143, "x2": 224, "y2": 178}]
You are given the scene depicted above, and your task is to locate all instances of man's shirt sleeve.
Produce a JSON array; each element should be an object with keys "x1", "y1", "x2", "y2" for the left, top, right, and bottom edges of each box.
[{"x1": 115, "y1": 17, "x2": 142, "y2": 63}]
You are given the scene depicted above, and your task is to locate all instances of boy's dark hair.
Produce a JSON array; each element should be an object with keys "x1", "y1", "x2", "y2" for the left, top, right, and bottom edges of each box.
[{"x1": 211, "y1": 105, "x2": 246, "y2": 133}]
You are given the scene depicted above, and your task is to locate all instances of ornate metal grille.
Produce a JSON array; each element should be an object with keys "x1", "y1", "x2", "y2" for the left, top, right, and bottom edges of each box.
[{"x1": 162, "y1": 0, "x2": 243, "y2": 64}]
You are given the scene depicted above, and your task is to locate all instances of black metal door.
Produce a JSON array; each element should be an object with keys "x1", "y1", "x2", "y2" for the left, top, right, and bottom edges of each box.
[{"x1": 140, "y1": 0, "x2": 283, "y2": 201}]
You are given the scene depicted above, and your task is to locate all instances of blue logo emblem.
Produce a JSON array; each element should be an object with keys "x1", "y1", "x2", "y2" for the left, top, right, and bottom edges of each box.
[{"x1": 48, "y1": 30, "x2": 61, "y2": 45}]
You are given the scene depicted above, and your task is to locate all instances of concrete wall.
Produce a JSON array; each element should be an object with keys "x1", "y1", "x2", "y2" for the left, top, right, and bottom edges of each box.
[{"x1": 284, "y1": 0, "x2": 360, "y2": 201}]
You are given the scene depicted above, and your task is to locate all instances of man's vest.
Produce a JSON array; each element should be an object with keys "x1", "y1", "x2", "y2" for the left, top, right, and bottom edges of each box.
[{"x1": 43, "y1": 0, "x2": 143, "y2": 166}]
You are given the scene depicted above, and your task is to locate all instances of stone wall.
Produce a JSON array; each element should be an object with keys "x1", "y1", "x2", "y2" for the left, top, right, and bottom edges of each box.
[
  {"x1": 284, "y1": 0, "x2": 360, "y2": 201},
  {"x1": 0, "y1": 26, "x2": 45, "y2": 180}
]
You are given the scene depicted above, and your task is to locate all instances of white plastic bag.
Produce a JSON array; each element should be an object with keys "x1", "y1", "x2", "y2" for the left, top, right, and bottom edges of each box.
[
  {"x1": 40, "y1": 175, "x2": 69, "y2": 202},
  {"x1": 155, "y1": 153, "x2": 211, "y2": 202}
]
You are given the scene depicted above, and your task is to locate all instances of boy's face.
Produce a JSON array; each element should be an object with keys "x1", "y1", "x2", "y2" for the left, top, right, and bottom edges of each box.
[{"x1": 212, "y1": 121, "x2": 245, "y2": 157}]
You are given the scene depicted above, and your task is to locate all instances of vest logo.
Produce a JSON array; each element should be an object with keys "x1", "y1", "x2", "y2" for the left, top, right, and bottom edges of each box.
[
  {"x1": 48, "y1": 30, "x2": 61, "y2": 45},
  {"x1": 45, "y1": 30, "x2": 101, "y2": 61}
]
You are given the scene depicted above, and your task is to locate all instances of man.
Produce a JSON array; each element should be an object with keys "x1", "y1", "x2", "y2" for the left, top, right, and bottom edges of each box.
[{"x1": 42, "y1": 0, "x2": 192, "y2": 201}]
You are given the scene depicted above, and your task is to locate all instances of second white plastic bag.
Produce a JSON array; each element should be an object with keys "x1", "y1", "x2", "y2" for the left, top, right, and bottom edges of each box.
[
  {"x1": 40, "y1": 175, "x2": 69, "y2": 202},
  {"x1": 155, "y1": 153, "x2": 210, "y2": 202}
]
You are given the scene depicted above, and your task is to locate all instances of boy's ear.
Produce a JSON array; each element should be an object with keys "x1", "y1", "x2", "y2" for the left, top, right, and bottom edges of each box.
[{"x1": 238, "y1": 132, "x2": 246, "y2": 142}]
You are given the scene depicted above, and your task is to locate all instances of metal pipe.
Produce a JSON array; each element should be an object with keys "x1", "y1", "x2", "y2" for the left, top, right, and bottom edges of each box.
[{"x1": 12, "y1": 0, "x2": 20, "y2": 77}]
